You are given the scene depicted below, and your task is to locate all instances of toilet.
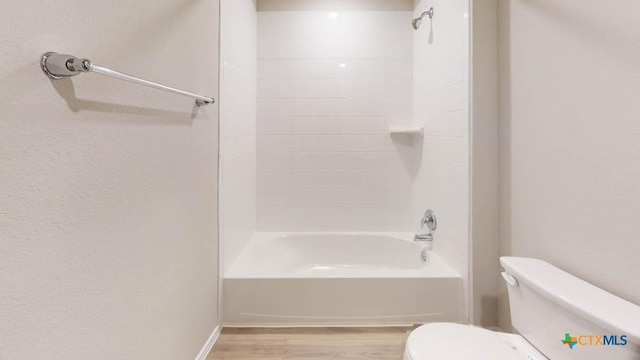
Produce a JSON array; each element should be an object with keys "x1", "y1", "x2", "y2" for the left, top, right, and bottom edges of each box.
[{"x1": 404, "y1": 257, "x2": 640, "y2": 360}]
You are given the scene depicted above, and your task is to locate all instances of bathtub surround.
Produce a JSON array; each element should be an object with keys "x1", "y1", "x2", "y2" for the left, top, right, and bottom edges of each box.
[
  {"x1": 223, "y1": 4, "x2": 470, "y2": 328},
  {"x1": 498, "y1": 0, "x2": 640, "y2": 329},
  {"x1": 0, "y1": 0, "x2": 220, "y2": 359},
  {"x1": 256, "y1": 10, "x2": 415, "y2": 231},
  {"x1": 219, "y1": 0, "x2": 258, "y2": 275},
  {"x1": 245, "y1": 2, "x2": 471, "y2": 328},
  {"x1": 412, "y1": 0, "x2": 471, "y2": 321}
]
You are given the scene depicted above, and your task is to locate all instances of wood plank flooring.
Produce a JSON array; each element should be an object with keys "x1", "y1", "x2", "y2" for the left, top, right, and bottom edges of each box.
[{"x1": 207, "y1": 327, "x2": 415, "y2": 360}]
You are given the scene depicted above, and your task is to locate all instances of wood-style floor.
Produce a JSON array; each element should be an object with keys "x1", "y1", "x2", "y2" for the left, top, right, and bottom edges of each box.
[{"x1": 207, "y1": 327, "x2": 415, "y2": 360}]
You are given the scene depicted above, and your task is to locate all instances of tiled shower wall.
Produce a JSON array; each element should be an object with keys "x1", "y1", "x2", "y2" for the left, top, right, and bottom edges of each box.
[
  {"x1": 412, "y1": 0, "x2": 470, "y2": 320},
  {"x1": 256, "y1": 11, "x2": 415, "y2": 231},
  {"x1": 220, "y1": 0, "x2": 257, "y2": 272}
]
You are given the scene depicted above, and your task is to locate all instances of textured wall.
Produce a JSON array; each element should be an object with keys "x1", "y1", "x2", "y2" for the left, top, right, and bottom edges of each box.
[
  {"x1": 0, "y1": 0, "x2": 220, "y2": 359},
  {"x1": 412, "y1": 0, "x2": 470, "y2": 321},
  {"x1": 256, "y1": 11, "x2": 414, "y2": 231},
  {"x1": 470, "y1": 0, "x2": 499, "y2": 327},
  {"x1": 498, "y1": 0, "x2": 640, "y2": 330},
  {"x1": 219, "y1": 0, "x2": 257, "y2": 274}
]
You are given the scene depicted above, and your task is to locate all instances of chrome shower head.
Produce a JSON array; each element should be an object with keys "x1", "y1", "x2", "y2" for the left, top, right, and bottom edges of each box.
[
  {"x1": 412, "y1": 7, "x2": 434, "y2": 30},
  {"x1": 412, "y1": 18, "x2": 422, "y2": 30}
]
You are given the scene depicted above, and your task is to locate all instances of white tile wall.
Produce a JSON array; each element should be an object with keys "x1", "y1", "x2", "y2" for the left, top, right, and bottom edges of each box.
[
  {"x1": 412, "y1": 0, "x2": 470, "y2": 321},
  {"x1": 220, "y1": 0, "x2": 257, "y2": 272},
  {"x1": 257, "y1": 11, "x2": 414, "y2": 231}
]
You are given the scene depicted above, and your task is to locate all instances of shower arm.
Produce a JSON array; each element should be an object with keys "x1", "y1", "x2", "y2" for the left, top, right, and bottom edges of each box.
[
  {"x1": 412, "y1": 7, "x2": 434, "y2": 30},
  {"x1": 419, "y1": 7, "x2": 434, "y2": 20}
]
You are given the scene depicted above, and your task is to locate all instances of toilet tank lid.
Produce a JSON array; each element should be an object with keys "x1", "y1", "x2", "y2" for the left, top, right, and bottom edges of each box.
[{"x1": 500, "y1": 257, "x2": 640, "y2": 344}]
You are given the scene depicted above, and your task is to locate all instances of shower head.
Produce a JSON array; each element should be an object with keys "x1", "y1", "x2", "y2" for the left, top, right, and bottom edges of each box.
[
  {"x1": 411, "y1": 18, "x2": 421, "y2": 30},
  {"x1": 412, "y1": 7, "x2": 434, "y2": 30}
]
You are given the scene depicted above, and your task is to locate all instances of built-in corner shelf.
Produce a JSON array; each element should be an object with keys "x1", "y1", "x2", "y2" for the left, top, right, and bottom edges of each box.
[{"x1": 389, "y1": 126, "x2": 424, "y2": 136}]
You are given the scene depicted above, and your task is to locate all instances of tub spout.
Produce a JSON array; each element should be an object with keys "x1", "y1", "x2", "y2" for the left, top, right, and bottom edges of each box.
[{"x1": 414, "y1": 233, "x2": 433, "y2": 242}]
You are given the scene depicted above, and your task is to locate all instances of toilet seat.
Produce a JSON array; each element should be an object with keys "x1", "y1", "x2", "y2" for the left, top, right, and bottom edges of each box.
[{"x1": 404, "y1": 323, "x2": 547, "y2": 360}]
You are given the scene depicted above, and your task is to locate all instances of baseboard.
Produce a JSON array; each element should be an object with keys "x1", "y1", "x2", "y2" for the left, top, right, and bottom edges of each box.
[{"x1": 195, "y1": 326, "x2": 222, "y2": 360}]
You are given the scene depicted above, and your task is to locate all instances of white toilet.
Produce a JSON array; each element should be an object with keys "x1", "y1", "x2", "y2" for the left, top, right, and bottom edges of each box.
[{"x1": 404, "y1": 257, "x2": 640, "y2": 360}]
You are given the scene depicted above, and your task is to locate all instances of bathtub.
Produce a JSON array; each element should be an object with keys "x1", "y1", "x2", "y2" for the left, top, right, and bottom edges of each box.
[{"x1": 223, "y1": 232, "x2": 462, "y2": 326}]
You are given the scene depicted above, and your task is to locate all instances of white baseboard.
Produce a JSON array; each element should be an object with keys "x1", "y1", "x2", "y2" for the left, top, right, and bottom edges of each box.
[{"x1": 195, "y1": 326, "x2": 222, "y2": 360}]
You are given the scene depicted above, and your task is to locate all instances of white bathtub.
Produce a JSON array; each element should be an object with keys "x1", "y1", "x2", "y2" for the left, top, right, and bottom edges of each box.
[{"x1": 224, "y1": 232, "x2": 462, "y2": 326}]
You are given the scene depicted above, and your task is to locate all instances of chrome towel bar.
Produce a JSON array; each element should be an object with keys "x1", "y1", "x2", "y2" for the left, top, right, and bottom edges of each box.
[{"x1": 40, "y1": 52, "x2": 215, "y2": 106}]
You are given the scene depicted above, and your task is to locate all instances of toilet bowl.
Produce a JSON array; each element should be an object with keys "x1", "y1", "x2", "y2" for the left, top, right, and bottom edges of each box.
[
  {"x1": 404, "y1": 323, "x2": 546, "y2": 360},
  {"x1": 404, "y1": 257, "x2": 640, "y2": 360}
]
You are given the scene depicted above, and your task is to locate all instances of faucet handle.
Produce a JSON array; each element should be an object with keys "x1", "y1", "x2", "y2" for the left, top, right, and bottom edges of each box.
[{"x1": 421, "y1": 209, "x2": 437, "y2": 231}]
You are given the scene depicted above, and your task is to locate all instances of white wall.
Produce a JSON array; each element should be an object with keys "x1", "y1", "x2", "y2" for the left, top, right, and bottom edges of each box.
[
  {"x1": 498, "y1": 0, "x2": 640, "y2": 330},
  {"x1": 412, "y1": 0, "x2": 470, "y2": 321},
  {"x1": 469, "y1": 0, "x2": 499, "y2": 327},
  {"x1": 219, "y1": 0, "x2": 257, "y2": 273},
  {"x1": 256, "y1": 11, "x2": 415, "y2": 231},
  {"x1": 0, "y1": 1, "x2": 220, "y2": 359}
]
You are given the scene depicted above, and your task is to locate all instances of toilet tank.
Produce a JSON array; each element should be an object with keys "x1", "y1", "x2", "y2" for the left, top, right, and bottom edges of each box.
[{"x1": 501, "y1": 257, "x2": 640, "y2": 360}]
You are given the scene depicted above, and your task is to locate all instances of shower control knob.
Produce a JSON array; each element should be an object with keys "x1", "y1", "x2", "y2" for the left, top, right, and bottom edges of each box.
[{"x1": 421, "y1": 209, "x2": 437, "y2": 231}]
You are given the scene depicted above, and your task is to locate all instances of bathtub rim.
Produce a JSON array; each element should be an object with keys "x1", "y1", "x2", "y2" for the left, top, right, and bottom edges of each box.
[{"x1": 225, "y1": 231, "x2": 461, "y2": 279}]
